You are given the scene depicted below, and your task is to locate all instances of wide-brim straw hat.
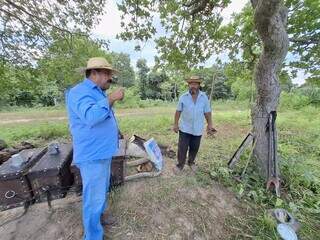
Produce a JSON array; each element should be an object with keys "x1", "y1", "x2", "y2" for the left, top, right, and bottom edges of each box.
[
  {"x1": 186, "y1": 75, "x2": 202, "y2": 84},
  {"x1": 78, "y1": 57, "x2": 118, "y2": 74}
]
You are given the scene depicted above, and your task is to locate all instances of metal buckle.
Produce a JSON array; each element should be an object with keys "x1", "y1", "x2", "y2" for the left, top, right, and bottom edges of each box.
[{"x1": 5, "y1": 190, "x2": 16, "y2": 199}]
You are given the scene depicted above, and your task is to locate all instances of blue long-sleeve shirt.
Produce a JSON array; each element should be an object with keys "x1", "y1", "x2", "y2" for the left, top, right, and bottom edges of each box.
[{"x1": 66, "y1": 78, "x2": 119, "y2": 163}]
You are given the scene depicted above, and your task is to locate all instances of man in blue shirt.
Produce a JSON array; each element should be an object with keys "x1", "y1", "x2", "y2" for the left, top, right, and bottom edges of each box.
[
  {"x1": 66, "y1": 57, "x2": 124, "y2": 240},
  {"x1": 173, "y1": 76, "x2": 215, "y2": 174}
]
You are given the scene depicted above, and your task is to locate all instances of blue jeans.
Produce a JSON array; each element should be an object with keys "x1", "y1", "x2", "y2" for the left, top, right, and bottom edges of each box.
[{"x1": 77, "y1": 158, "x2": 112, "y2": 240}]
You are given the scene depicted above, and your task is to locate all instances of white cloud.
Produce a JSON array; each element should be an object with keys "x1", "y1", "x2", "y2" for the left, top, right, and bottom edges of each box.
[{"x1": 93, "y1": 1, "x2": 121, "y2": 38}]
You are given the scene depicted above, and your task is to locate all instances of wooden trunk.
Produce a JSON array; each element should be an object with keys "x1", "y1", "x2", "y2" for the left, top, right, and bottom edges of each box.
[
  {"x1": 0, "y1": 148, "x2": 47, "y2": 211},
  {"x1": 27, "y1": 143, "x2": 73, "y2": 202},
  {"x1": 70, "y1": 140, "x2": 127, "y2": 194},
  {"x1": 70, "y1": 162, "x2": 82, "y2": 195}
]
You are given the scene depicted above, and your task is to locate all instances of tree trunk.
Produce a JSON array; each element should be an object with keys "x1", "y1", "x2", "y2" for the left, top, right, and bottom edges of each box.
[{"x1": 250, "y1": 0, "x2": 289, "y2": 178}]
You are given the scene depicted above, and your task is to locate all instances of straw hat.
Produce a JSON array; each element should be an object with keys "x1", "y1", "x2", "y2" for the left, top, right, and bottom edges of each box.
[
  {"x1": 186, "y1": 75, "x2": 202, "y2": 84},
  {"x1": 83, "y1": 57, "x2": 118, "y2": 73}
]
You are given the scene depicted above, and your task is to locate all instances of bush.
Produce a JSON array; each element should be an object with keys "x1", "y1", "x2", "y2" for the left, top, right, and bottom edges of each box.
[
  {"x1": 116, "y1": 87, "x2": 141, "y2": 108},
  {"x1": 231, "y1": 80, "x2": 253, "y2": 101},
  {"x1": 297, "y1": 87, "x2": 320, "y2": 105},
  {"x1": 279, "y1": 87, "x2": 320, "y2": 110},
  {"x1": 115, "y1": 87, "x2": 170, "y2": 109},
  {"x1": 279, "y1": 92, "x2": 310, "y2": 110},
  {"x1": 137, "y1": 99, "x2": 168, "y2": 108}
]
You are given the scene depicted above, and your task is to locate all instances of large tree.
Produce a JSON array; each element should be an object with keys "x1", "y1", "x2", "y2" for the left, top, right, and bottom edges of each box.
[
  {"x1": 111, "y1": 52, "x2": 135, "y2": 87},
  {"x1": 0, "y1": 0, "x2": 106, "y2": 64},
  {"x1": 192, "y1": 65, "x2": 232, "y2": 101},
  {"x1": 118, "y1": 0, "x2": 289, "y2": 178},
  {"x1": 146, "y1": 70, "x2": 168, "y2": 99},
  {"x1": 36, "y1": 36, "x2": 111, "y2": 104},
  {"x1": 136, "y1": 58, "x2": 150, "y2": 99},
  {"x1": 0, "y1": 35, "x2": 111, "y2": 107},
  {"x1": 250, "y1": 0, "x2": 289, "y2": 176},
  {"x1": 218, "y1": 0, "x2": 319, "y2": 85}
]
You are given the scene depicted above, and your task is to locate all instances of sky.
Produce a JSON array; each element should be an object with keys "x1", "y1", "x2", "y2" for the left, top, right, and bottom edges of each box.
[{"x1": 93, "y1": 0, "x2": 305, "y2": 85}]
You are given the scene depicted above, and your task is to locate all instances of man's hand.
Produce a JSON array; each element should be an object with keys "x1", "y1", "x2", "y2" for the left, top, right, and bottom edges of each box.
[
  {"x1": 206, "y1": 125, "x2": 217, "y2": 135},
  {"x1": 172, "y1": 124, "x2": 179, "y2": 133},
  {"x1": 109, "y1": 88, "x2": 124, "y2": 104}
]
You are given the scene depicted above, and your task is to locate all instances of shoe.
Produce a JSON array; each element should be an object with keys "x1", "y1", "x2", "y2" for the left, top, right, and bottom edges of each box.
[
  {"x1": 173, "y1": 166, "x2": 182, "y2": 175},
  {"x1": 101, "y1": 213, "x2": 117, "y2": 226}
]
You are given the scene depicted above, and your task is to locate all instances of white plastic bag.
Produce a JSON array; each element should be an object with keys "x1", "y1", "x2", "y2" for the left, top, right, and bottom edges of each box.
[{"x1": 143, "y1": 138, "x2": 164, "y2": 171}]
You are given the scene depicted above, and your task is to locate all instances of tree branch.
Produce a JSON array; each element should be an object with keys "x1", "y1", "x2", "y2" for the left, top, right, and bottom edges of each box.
[
  {"x1": 4, "y1": 0, "x2": 73, "y2": 35},
  {"x1": 183, "y1": 0, "x2": 199, "y2": 8},
  {"x1": 189, "y1": 0, "x2": 210, "y2": 16},
  {"x1": 254, "y1": 0, "x2": 281, "y2": 19},
  {"x1": 0, "y1": 8, "x2": 52, "y2": 49},
  {"x1": 243, "y1": 42, "x2": 258, "y2": 69},
  {"x1": 289, "y1": 34, "x2": 320, "y2": 45}
]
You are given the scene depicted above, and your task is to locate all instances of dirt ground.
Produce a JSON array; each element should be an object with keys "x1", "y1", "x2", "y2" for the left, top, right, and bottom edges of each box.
[{"x1": 0, "y1": 157, "x2": 243, "y2": 240}]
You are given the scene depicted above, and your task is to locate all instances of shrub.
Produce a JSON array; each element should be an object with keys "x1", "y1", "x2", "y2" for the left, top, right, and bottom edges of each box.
[{"x1": 279, "y1": 92, "x2": 310, "y2": 110}]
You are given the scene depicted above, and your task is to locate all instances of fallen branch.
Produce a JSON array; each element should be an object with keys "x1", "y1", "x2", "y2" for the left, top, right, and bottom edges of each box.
[
  {"x1": 126, "y1": 157, "x2": 149, "y2": 167},
  {"x1": 124, "y1": 171, "x2": 161, "y2": 182}
]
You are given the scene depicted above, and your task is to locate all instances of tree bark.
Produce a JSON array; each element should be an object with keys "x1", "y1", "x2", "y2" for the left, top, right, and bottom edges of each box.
[{"x1": 250, "y1": 0, "x2": 289, "y2": 178}]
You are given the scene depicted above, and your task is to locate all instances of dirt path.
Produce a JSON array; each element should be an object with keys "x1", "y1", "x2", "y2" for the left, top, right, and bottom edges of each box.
[
  {"x1": 0, "y1": 116, "x2": 68, "y2": 124},
  {"x1": 0, "y1": 156, "x2": 243, "y2": 240}
]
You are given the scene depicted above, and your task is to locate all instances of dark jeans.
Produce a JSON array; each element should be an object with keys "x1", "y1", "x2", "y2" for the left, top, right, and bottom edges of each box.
[{"x1": 177, "y1": 131, "x2": 202, "y2": 169}]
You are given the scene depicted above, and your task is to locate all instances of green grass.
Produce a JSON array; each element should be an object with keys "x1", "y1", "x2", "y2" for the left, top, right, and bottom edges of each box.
[
  {"x1": 195, "y1": 104, "x2": 320, "y2": 239},
  {"x1": 0, "y1": 101, "x2": 319, "y2": 239},
  {"x1": 0, "y1": 121, "x2": 69, "y2": 146},
  {"x1": 0, "y1": 104, "x2": 65, "y2": 113}
]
